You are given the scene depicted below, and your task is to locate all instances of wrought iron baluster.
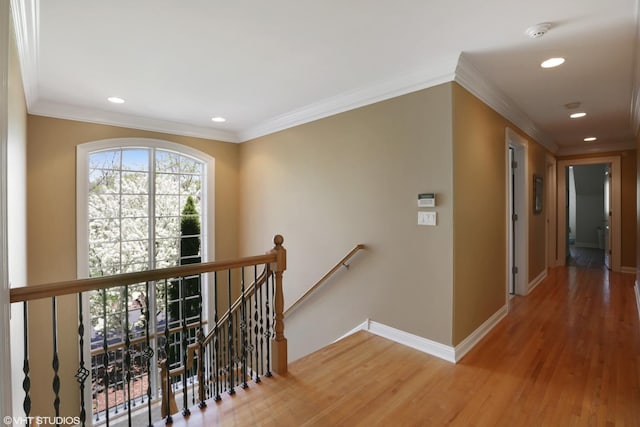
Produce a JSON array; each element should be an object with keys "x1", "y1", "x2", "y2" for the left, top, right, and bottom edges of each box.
[
  {"x1": 259, "y1": 269, "x2": 265, "y2": 377},
  {"x1": 163, "y1": 279, "x2": 173, "y2": 425},
  {"x1": 180, "y1": 277, "x2": 191, "y2": 417},
  {"x1": 197, "y1": 275, "x2": 207, "y2": 408},
  {"x1": 233, "y1": 310, "x2": 239, "y2": 388},
  {"x1": 143, "y1": 282, "x2": 154, "y2": 427},
  {"x1": 52, "y1": 297, "x2": 61, "y2": 426},
  {"x1": 253, "y1": 267, "x2": 261, "y2": 383},
  {"x1": 265, "y1": 266, "x2": 272, "y2": 377},
  {"x1": 208, "y1": 344, "x2": 213, "y2": 400},
  {"x1": 124, "y1": 285, "x2": 133, "y2": 425},
  {"x1": 101, "y1": 289, "x2": 110, "y2": 424},
  {"x1": 227, "y1": 269, "x2": 235, "y2": 395},
  {"x1": 241, "y1": 268, "x2": 248, "y2": 389},
  {"x1": 191, "y1": 353, "x2": 196, "y2": 407},
  {"x1": 207, "y1": 338, "x2": 213, "y2": 400},
  {"x1": 213, "y1": 271, "x2": 221, "y2": 401},
  {"x1": 76, "y1": 294, "x2": 89, "y2": 427},
  {"x1": 247, "y1": 266, "x2": 255, "y2": 381},
  {"x1": 22, "y1": 301, "x2": 31, "y2": 425}
]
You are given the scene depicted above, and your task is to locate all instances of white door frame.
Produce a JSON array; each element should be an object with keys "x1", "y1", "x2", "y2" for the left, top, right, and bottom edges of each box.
[
  {"x1": 506, "y1": 128, "x2": 529, "y2": 297},
  {"x1": 557, "y1": 156, "x2": 621, "y2": 271},
  {"x1": 0, "y1": 0, "x2": 13, "y2": 418},
  {"x1": 546, "y1": 155, "x2": 557, "y2": 269}
]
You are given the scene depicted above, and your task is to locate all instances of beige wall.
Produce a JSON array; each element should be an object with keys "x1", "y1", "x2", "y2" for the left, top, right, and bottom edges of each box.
[
  {"x1": 239, "y1": 84, "x2": 455, "y2": 358},
  {"x1": 527, "y1": 140, "x2": 549, "y2": 278},
  {"x1": 558, "y1": 150, "x2": 637, "y2": 269},
  {"x1": 451, "y1": 83, "x2": 549, "y2": 345},
  {"x1": 621, "y1": 151, "x2": 636, "y2": 268},
  {"x1": 26, "y1": 116, "x2": 240, "y2": 417},
  {"x1": 7, "y1": 18, "x2": 28, "y2": 419},
  {"x1": 451, "y1": 83, "x2": 505, "y2": 345}
]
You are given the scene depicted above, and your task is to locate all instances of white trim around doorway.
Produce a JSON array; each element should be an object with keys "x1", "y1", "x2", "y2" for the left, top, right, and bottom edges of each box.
[
  {"x1": 556, "y1": 156, "x2": 621, "y2": 272},
  {"x1": 546, "y1": 154, "x2": 557, "y2": 269},
  {"x1": 506, "y1": 128, "x2": 529, "y2": 297}
]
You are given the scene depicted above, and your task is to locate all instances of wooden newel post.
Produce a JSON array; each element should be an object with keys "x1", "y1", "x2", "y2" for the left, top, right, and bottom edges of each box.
[{"x1": 270, "y1": 234, "x2": 288, "y2": 374}]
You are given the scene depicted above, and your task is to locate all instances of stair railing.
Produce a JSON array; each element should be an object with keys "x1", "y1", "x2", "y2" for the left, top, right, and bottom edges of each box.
[
  {"x1": 9, "y1": 235, "x2": 286, "y2": 426},
  {"x1": 284, "y1": 243, "x2": 365, "y2": 317}
]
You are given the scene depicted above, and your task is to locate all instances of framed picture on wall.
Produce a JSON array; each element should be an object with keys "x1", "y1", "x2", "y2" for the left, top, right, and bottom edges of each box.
[{"x1": 534, "y1": 175, "x2": 543, "y2": 214}]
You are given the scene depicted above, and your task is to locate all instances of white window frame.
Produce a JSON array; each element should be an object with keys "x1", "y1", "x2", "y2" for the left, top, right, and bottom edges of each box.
[
  {"x1": 0, "y1": 0, "x2": 10, "y2": 418},
  {"x1": 76, "y1": 138, "x2": 215, "y2": 424}
]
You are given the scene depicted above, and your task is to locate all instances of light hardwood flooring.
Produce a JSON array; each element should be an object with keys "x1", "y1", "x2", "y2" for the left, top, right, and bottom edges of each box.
[
  {"x1": 568, "y1": 245, "x2": 606, "y2": 270},
  {"x1": 158, "y1": 267, "x2": 640, "y2": 426}
]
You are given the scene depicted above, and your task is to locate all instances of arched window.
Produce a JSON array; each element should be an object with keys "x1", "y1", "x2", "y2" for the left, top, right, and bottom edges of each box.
[{"x1": 77, "y1": 138, "x2": 214, "y2": 421}]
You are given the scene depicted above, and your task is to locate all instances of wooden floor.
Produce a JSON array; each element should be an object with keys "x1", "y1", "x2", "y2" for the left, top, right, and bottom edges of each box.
[
  {"x1": 568, "y1": 245, "x2": 606, "y2": 269},
  {"x1": 160, "y1": 267, "x2": 640, "y2": 426}
]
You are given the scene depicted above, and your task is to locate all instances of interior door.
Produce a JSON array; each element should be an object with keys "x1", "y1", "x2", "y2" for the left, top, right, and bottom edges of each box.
[
  {"x1": 508, "y1": 147, "x2": 516, "y2": 294},
  {"x1": 604, "y1": 165, "x2": 611, "y2": 270}
]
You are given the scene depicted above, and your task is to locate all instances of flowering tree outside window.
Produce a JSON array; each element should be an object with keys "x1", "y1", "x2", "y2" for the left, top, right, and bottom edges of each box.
[{"x1": 85, "y1": 146, "x2": 206, "y2": 416}]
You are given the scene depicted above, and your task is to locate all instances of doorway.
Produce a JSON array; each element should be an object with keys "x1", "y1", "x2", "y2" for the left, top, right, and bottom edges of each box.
[
  {"x1": 506, "y1": 128, "x2": 528, "y2": 297},
  {"x1": 557, "y1": 156, "x2": 621, "y2": 271},
  {"x1": 566, "y1": 164, "x2": 609, "y2": 269}
]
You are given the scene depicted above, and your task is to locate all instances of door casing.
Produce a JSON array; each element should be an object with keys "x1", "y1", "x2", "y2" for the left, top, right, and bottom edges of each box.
[
  {"x1": 505, "y1": 128, "x2": 528, "y2": 297},
  {"x1": 556, "y1": 156, "x2": 621, "y2": 271}
]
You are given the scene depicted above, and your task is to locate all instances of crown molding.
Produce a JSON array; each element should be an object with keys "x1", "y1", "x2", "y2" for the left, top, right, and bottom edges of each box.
[
  {"x1": 10, "y1": 0, "x2": 38, "y2": 111},
  {"x1": 11, "y1": 0, "x2": 239, "y2": 144},
  {"x1": 455, "y1": 53, "x2": 558, "y2": 154},
  {"x1": 239, "y1": 55, "x2": 459, "y2": 142},
  {"x1": 30, "y1": 100, "x2": 240, "y2": 143},
  {"x1": 630, "y1": 0, "x2": 640, "y2": 137},
  {"x1": 555, "y1": 139, "x2": 637, "y2": 157}
]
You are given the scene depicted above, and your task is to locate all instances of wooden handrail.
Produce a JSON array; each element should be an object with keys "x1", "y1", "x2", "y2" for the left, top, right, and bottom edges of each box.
[
  {"x1": 9, "y1": 253, "x2": 277, "y2": 303},
  {"x1": 284, "y1": 244, "x2": 365, "y2": 317}
]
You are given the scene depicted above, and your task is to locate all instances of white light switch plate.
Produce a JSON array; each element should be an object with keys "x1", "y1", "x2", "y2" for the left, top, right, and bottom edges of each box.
[{"x1": 418, "y1": 211, "x2": 436, "y2": 226}]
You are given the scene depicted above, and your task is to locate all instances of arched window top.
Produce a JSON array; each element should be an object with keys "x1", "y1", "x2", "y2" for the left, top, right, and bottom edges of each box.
[
  {"x1": 78, "y1": 138, "x2": 214, "y2": 165},
  {"x1": 77, "y1": 137, "x2": 215, "y2": 277}
]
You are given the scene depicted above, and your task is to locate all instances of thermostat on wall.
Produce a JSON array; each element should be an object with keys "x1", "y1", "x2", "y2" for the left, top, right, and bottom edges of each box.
[{"x1": 418, "y1": 193, "x2": 436, "y2": 208}]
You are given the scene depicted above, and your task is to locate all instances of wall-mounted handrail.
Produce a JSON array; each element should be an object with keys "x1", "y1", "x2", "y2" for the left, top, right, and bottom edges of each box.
[{"x1": 284, "y1": 244, "x2": 365, "y2": 317}]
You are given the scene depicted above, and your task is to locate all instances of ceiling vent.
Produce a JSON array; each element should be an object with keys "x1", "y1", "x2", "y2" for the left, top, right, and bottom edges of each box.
[{"x1": 526, "y1": 23, "x2": 552, "y2": 39}]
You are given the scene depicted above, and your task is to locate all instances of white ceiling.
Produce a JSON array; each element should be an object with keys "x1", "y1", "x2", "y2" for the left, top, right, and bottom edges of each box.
[{"x1": 10, "y1": 0, "x2": 640, "y2": 154}]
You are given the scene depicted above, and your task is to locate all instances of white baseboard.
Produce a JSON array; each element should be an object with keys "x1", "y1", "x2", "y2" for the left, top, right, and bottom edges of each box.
[
  {"x1": 336, "y1": 307, "x2": 508, "y2": 364},
  {"x1": 335, "y1": 319, "x2": 455, "y2": 363},
  {"x1": 453, "y1": 304, "x2": 508, "y2": 362},
  {"x1": 527, "y1": 269, "x2": 547, "y2": 294},
  {"x1": 367, "y1": 320, "x2": 456, "y2": 363},
  {"x1": 635, "y1": 281, "x2": 640, "y2": 321},
  {"x1": 620, "y1": 266, "x2": 636, "y2": 275},
  {"x1": 334, "y1": 319, "x2": 370, "y2": 342}
]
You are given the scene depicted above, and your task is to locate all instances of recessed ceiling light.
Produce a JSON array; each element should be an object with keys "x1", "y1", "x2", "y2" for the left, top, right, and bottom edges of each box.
[
  {"x1": 570, "y1": 112, "x2": 587, "y2": 119},
  {"x1": 211, "y1": 116, "x2": 226, "y2": 123},
  {"x1": 107, "y1": 96, "x2": 125, "y2": 104},
  {"x1": 584, "y1": 137, "x2": 597, "y2": 142},
  {"x1": 541, "y1": 57, "x2": 565, "y2": 68}
]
